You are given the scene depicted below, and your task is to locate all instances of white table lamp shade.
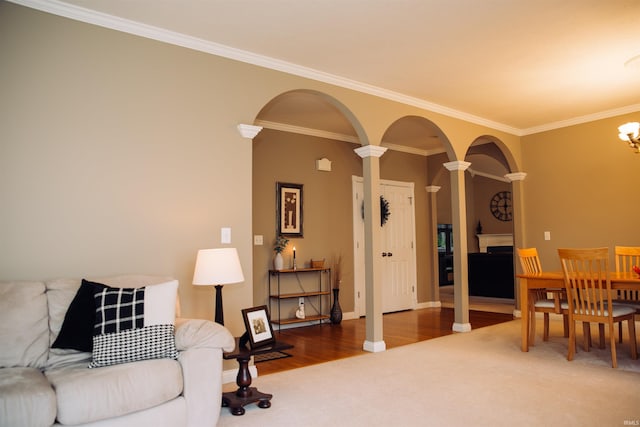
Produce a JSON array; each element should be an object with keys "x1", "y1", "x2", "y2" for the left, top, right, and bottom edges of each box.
[{"x1": 193, "y1": 248, "x2": 244, "y2": 286}]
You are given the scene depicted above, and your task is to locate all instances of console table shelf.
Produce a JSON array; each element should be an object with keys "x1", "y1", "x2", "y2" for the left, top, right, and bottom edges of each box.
[
  {"x1": 268, "y1": 267, "x2": 331, "y2": 329},
  {"x1": 272, "y1": 314, "x2": 329, "y2": 326},
  {"x1": 269, "y1": 291, "x2": 331, "y2": 299}
]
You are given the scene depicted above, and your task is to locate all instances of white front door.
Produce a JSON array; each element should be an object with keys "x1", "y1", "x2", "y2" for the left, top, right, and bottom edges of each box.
[{"x1": 353, "y1": 177, "x2": 417, "y2": 316}]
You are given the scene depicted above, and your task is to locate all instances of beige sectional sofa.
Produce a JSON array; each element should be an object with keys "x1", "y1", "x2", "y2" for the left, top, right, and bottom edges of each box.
[{"x1": 0, "y1": 275, "x2": 235, "y2": 427}]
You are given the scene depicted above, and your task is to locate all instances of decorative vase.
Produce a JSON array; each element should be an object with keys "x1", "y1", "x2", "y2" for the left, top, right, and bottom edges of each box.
[
  {"x1": 330, "y1": 288, "x2": 342, "y2": 324},
  {"x1": 274, "y1": 252, "x2": 284, "y2": 270}
]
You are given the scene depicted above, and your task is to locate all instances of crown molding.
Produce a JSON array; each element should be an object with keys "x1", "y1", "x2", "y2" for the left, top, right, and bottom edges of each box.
[
  {"x1": 254, "y1": 120, "x2": 359, "y2": 144},
  {"x1": 520, "y1": 104, "x2": 640, "y2": 136},
  {"x1": 468, "y1": 168, "x2": 510, "y2": 183},
  {"x1": 13, "y1": 0, "x2": 637, "y2": 138},
  {"x1": 10, "y1": 0, "x2": 521, "y2": 136}
]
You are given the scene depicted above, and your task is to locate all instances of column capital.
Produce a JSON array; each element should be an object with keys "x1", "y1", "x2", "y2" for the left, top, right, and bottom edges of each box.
[
  {"x1": 237, "y1": 124, "x2": 263, "y2": 139},
  {"x1": 505, "y1": 172, "x2": 527, "y2": 182},
  {"x1": 354, "y1": 145, "x2": 388, "y2": 159},
  {"x1": 425, "y1": 185, "x2": 441, "y2": 193},
  {"x1": 443, "y1": 160, "x2": 471, "y2": 171}
]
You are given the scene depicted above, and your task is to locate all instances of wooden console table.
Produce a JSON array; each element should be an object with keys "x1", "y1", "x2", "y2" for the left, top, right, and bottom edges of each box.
[
  {"x1": 268, "y1": 267, "x2": 331, "y2": 330},
  {"x1": 222, "y1": 338, "x2": 294, "y2": 416}
]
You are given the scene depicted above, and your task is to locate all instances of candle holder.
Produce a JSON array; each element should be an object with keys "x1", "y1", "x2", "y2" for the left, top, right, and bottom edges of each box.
[{"x1": 293, "y1": 247, "x2": 297, "y2": 270}]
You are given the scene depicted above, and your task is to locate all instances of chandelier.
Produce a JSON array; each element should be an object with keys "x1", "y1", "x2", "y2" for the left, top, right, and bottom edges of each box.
[{"x1": 617, "y1": 122, "x2": 640, "y2": 153}]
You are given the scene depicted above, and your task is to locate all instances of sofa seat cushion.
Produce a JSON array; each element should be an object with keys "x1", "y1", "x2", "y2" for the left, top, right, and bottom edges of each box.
[
  {"x1": 0, "y1": 367, "x2": 56, "y2": 427},
  {"x1": 46, "y1": 358, "x2": 183, "y2": 425}
]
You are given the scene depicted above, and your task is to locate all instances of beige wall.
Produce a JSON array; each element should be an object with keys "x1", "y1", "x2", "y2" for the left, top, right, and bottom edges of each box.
[
  {"x1": 252, "y1": 130, "x2": 362, "y2": 314},
  {"x1": 3, "y1": 2, "x2": 638, "y2": 343},
  {"x1": 252, "y1": 131, "x2": 436, "y2": 312},
  {"x1": 521, "y1": 113, "x2": 640, "y2": 270}
]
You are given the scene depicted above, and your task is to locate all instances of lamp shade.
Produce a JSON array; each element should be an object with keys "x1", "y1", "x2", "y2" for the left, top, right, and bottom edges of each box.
[{"x1": 193, "y1": 248, "x2": 244, "y2": 286}]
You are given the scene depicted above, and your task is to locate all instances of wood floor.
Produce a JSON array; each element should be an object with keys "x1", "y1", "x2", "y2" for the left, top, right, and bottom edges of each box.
[{"x1": 256, "y1": 307, "x2": 513, "y2": 376}]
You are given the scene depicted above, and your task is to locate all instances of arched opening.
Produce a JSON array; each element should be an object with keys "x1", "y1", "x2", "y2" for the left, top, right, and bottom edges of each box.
[
  {"x1": 251, "y1": 89, "x2": 367, "y2": 327},
  {"x1": 458, "y1": 137, "x2": 518, "y2": 314},
  {"x1": 347, "y1": 115, "x2": 455, "y2": 316}
]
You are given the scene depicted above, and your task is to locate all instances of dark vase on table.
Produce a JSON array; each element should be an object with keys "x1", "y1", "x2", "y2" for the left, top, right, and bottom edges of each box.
[{"x1": 330, "y1": 288, "x2": 342, "y2": 324}]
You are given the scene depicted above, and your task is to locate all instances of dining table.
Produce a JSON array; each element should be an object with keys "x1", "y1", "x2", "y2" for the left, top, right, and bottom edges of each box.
[{"x1": 516, "y1": 271, "x2": 640, "y2": 352}]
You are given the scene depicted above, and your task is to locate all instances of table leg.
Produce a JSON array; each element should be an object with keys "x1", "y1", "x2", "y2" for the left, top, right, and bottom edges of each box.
[
  {"x1": 520, "y1": 277, "x2": 529, "y2": 352},
  {"x1": 221, "y1": 355, "x2": 273, "y2": 416}
]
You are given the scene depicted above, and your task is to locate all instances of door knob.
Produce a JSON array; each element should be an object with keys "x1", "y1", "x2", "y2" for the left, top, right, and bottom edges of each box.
[
  {"x1": 387, "y1": 252, "x2": 393, "y2": 257},
  {"x1": 382, "y1": 252, "x2": 387, "y2": 257}
]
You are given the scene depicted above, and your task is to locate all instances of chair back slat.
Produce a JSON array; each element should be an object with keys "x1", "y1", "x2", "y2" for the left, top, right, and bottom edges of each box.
[
  {"x1": 614, "y1": 246, "x2": 640, "y2": 302},
  {"x1": 517, "y1": 247, "x2": 542, "y2": 274},
  {"x1": 558, "y1": 247, "x2": 611, "y2": 322}
]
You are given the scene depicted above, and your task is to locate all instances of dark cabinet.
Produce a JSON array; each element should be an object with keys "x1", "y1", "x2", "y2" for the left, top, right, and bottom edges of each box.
[{"x1": 467, "y1": 252, "x2": 514, "y2": 299}]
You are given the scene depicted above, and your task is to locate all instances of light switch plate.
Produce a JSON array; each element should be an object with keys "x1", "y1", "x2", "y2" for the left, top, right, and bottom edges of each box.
[
  {"x1": 221, "y1": 227, "x2": 231, "y2": 244},
  {"x1": 544, "y1": 231, "x2": 551, "y2": 241},
  {"x1": 254, "y1": 235, "x2": 264, "y2": 245}
]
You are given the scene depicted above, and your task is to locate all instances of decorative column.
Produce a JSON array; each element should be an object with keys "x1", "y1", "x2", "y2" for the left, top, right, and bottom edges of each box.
[
  {"x1": 354, "y1": 144, "x2": 388, "y2": 352},
  {"x1": 505, "y1": 172, "x2": 527, "y2": 318},
  {"x1": 443, "y1": 160, "x2": 471, "y2": 333},
  {"x1": 426, "y1": 185, "x2": 441, "y2": 305}
]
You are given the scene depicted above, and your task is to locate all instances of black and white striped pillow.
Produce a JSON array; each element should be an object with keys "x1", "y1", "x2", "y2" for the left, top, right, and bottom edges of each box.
[{"x1": 88, "y1": 280, "x2": 178, "y2": 368}]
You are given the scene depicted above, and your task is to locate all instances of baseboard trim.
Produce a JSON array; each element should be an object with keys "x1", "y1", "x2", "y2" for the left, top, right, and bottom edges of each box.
[{"x1": 416, "y1": 301, "x2": 442, "y2": 309}]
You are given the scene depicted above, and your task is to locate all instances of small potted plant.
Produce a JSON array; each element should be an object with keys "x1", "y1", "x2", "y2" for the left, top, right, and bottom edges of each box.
[{"x1": 273, "y1": 236, "x2": 288, "y2": 270}]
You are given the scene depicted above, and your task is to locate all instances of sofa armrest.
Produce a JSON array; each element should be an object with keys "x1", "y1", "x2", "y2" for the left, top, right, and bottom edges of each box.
[
  {"x1": 174, "y1": 318, "x2": 235, "y2": 352},
  {"x1": 174, "y1": 318, "x2": 235, "y2": 427}
]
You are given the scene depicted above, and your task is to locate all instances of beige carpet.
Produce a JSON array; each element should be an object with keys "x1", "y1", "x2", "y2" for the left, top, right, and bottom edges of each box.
[{"x1": 219, "y1": 318, "x2": 640, "y2": 426}]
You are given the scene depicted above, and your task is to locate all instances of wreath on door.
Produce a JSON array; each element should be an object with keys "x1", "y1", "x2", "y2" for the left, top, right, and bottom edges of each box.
[{"x1": 361, "y1": 195, "x2": 391, "y2": 226}]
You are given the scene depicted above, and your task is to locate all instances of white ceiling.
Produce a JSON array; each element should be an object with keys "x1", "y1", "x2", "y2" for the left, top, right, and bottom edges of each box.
[{"x1": 17, "y1": 0, "x2": 640, "y2": 136}]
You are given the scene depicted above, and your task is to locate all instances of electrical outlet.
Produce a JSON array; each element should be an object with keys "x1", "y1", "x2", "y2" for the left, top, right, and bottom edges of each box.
[{"x1": 299, "y1": 297, "x2": 304, "y2": 305}]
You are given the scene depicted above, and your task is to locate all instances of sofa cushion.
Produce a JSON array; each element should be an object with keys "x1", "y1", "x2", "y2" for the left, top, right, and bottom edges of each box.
[
  {"x1": 45, "y1": 278, "x2": 93, "y2": 370},
  {"x1": 0, "y1": 281, "x2": 49, "y2": 369},
  {"x1": 52, "y1": 279, "x2": 105, "y2": 352},
  {"x1": 46, "y1": 358, "x2": 183, "y2": 425},
  {"x1": 89, "y1": 280, "x2": 179, "y2": 368},
  {"x1": 45, "y1": 276, "x2": 176, "y2": 369},
  {"x1": 0, "y1": 367, "x2": 57, "y2": 427}
]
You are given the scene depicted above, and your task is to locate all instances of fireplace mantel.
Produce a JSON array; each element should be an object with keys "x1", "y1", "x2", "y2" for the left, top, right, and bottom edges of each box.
[{"x1": 477, "y1": 233, "x2": 513, "y2": 253}]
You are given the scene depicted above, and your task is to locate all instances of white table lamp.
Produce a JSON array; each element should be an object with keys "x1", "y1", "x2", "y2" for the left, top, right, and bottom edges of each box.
[{"x1": 193, "y1": 247, "x2": 244, "y2": 325}]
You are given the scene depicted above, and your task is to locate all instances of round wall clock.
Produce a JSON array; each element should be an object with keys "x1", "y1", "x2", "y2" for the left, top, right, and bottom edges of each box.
[{"x1": 490, "y1": 191, "x2": 513, "y2": 221}]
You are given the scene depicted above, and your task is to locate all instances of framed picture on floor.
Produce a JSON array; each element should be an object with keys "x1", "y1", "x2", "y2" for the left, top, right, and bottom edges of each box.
[
  {"x1": 276, "y1": 182, "x2": 303, "y2": 238},
  {"x1": 241, "y1": 305, "x2": 275, "y2": 348}
]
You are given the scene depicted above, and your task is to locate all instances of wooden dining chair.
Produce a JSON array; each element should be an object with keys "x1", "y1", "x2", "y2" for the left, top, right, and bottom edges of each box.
[
  {"x1": 517, "y1": 248, "x2": 568, "y2": 345},
  {"x1": 614, "y1": 246, "x2": 640, "y2": 342},
  {"x1": 558, "y1": 247, "x2": 637, "y2": 368}
]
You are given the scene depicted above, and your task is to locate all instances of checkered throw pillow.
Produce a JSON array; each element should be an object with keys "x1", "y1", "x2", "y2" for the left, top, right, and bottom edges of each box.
[{"x1": 88, "y1": 280, "x2": 179, "y2": 368}]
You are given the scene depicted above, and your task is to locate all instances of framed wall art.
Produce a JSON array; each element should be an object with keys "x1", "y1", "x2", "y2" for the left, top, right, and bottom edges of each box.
[
  {"x1": 241, "y1": 305, "x2": 275, "y2": 348},
  {"x1": 276, "y1": 182, "x2": 303, "y2": 238}
]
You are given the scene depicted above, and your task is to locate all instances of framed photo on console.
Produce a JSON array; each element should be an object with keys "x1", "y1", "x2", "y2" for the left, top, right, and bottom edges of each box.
[
  {"x1": 276, "y1": 182, "x2": 303, "y2": 238},
  {"x1": 241, "y1": 305, "x2": 275, "y2": 348}
]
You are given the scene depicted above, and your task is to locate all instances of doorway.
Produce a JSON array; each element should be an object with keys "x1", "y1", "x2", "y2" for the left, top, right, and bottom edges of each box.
[{"x1": 352, "y1": 177, "x2": 417, "y2": 317}]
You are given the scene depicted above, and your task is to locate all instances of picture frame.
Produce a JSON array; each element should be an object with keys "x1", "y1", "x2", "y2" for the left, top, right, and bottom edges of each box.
[
  {"x1": 241, "y1": 305, "x2": 275, "y2": 348},
  {"x1": 276, "y1": 182, "x2": 303, "y2": 238}
]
